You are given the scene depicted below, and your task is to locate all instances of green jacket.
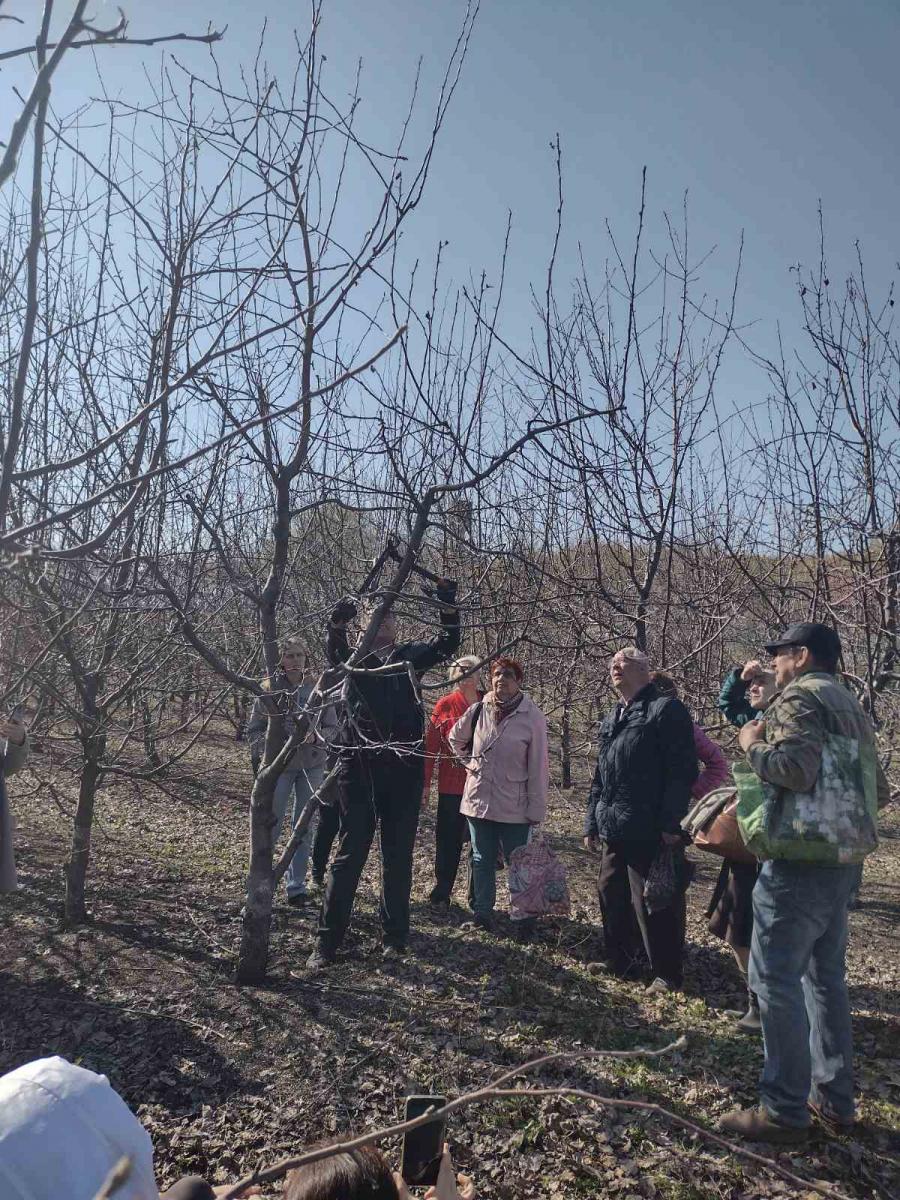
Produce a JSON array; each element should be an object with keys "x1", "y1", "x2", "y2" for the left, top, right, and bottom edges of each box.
[{"x1": 746, "y1": 672, "x2": 890, "y2": 811}]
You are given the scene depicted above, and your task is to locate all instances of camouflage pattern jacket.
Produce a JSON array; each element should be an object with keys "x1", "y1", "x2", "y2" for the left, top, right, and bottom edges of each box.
[{"x1": 746, "y1": 672, "x2": 890, "y2": 819}]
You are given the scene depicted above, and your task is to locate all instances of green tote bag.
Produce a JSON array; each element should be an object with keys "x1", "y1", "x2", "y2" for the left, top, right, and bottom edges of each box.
[{"x1": 734, "y1": 731, "x2": 879, "y2": 865}]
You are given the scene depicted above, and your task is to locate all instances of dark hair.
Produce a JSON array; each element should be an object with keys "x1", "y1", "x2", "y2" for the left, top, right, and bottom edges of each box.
[
  {"x1": 284, "y1": 1144, "x2": 399, "y2": 1200},
  {"x1": 650, "y1": 671, "x2": 677, "y2": 698},
  {"x1": 491, "y1": 656, "x2": 524, "y2": 682},
  {"x1": 806, "y1": 646, "x2": 840, "y2": 675}
]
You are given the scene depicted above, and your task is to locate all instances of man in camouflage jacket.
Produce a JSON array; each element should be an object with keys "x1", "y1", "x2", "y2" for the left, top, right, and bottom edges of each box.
[{"x1": 719, "y1": 623, "x2": 889, "y2": 1145}]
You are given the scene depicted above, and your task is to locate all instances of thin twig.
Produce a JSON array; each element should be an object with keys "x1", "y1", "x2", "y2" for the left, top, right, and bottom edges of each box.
[{"x1": 90, "y1": 1155, "x2": 131, "y2": 1200}]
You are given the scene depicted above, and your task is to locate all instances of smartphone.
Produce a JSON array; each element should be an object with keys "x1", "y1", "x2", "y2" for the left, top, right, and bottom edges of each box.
[{"x1": 400, "y1": 1095, "x2": 446, "y2": 1187}]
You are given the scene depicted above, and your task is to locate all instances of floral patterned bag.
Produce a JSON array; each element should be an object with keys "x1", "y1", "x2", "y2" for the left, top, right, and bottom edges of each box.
[{"x1": 508, "y1": 836, "x2": 570, "y2": 920}]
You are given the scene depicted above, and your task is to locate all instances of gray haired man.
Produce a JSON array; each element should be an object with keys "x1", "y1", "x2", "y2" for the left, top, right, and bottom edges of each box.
[{"x1": 584, "y1": 647, "x2": 698, "y2": 991}]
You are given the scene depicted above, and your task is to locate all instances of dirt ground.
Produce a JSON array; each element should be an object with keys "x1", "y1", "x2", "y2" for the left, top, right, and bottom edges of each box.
[{"x1": 1, "y1": 730, "x2": 898, "y2": 1199}]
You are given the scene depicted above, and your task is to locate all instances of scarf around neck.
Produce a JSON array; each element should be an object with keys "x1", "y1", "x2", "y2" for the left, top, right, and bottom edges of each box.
[{"x1": 493, "y1": 690, "x2": 525, "y2": 721}]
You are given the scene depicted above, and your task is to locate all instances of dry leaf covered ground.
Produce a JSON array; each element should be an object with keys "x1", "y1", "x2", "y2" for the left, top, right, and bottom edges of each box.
[{"x1": 1, "y1": 730, "x2": 898, "y2": 1199}]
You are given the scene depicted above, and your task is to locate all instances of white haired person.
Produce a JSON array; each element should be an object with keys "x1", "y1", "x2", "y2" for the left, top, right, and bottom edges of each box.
[
  {"x1": 0, "y1": 1056, "x2": 259, "y2": 1199},
  {"x1": 1, "y1": 706, "x2": 29, "y2": 893},
  {"x1": 584, "y1": 647, "x2": 698, "y2": 992},
  {"x1": 247, "y1": 640, "x2": 337, "y2": 908},
  {"x1": 421, "y1": 655, "x2": 485, "y2": 915}
]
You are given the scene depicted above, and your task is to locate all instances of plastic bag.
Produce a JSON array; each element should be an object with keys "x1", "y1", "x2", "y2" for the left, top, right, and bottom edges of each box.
[
  {"x1": 508, "y1": 836, "x2": 570, "y2": 921},
  {"x1": 643, "y1": 845, "x2": 676, "y2": 914}
]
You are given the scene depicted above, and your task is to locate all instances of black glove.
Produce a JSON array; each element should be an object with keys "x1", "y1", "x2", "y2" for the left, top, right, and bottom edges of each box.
[{"x1": 329, "y1": 598, "x2": 357, "y2": 626}]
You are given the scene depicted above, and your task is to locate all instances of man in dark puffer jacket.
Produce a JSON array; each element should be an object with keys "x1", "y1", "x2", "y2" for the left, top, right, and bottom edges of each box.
[
  {"x1": 584, "y1": 646, "x2": 698, "y2": 990},
  {"x1": 308, "y1": 582, "x2": 460, "y2": 968}
]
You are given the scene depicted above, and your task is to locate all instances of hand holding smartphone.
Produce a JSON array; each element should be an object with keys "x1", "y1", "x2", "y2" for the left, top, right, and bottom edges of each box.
[{"x1": 400, "y1": 1095, "x2": 446, "y2": 1187}]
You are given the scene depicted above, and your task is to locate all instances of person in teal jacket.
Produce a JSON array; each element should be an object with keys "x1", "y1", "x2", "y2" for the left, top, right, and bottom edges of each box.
[{"x1": 717, "y1": 660, "x2": 775, "y2": 727}]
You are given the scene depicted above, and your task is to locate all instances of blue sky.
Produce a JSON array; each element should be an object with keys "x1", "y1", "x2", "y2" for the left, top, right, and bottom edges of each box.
[{"x1": 5, "y1": 0, "x2": 899, "y2": 412}]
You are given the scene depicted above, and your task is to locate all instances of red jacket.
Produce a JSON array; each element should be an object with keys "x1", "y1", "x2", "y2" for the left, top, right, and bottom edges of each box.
[{"x1": 423, "y1": 689, "x2": 482, "y2": 797}]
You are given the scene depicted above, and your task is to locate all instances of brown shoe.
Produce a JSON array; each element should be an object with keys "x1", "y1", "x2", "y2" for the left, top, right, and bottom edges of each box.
[
  {"x1": 717, "y1": 1106, "x2": 809, "y2": 1146},
  {"x1": 808, "y1": 1100, "x2": 855, "y2": 1132}
]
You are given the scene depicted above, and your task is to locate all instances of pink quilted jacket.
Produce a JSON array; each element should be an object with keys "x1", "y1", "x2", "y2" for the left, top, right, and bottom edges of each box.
[{"x1": 692, "y1": 722, "x2": 730, "y2": 800}]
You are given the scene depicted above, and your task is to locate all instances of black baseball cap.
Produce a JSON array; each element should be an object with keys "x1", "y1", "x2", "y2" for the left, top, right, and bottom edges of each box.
[{"x1": 764, "y1": 622, "x2": 842, "y2": 661}]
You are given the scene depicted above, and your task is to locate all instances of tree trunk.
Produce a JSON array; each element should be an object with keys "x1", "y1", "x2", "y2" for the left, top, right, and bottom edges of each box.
[
  {"x1": 140, "y1": 696, "x2": 161, "y2": 769},
  {"x1": 235, "y1": 767, "x2": 279, "y2": 983},
  {"x1": 560, "y1": 697, "x2": 572, "y2": 790},
  {"x1": 235, "y1": 701, "x2": 296, "y2": 984},
  {"x1": 233, "y1": 690, "x2": 249, "y2": 740},
  {"x1": 64, "y1": 728, "x2": 105, "y2": 925},
  {"x1": 179, "y1": 662, "x2": 194, "y2": 721}
]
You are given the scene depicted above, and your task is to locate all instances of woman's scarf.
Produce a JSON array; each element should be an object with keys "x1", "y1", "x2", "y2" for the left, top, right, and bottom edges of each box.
[{"x1": 493, "y1": 690, "x2": 525, "y2": 721}]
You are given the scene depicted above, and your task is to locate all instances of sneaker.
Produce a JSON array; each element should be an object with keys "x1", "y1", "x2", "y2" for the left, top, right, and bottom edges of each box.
[
  {"x1": 305, "y1": 946, "x2": 335, "y2": 971},
  {"x1": 382, "y1": 944, "x2": 408, "y2": 961},
  {"x1": 428, "y1": 899, "x2": 451, "y2": 918},
  {"x1": 808, "y1": 1100, "x2": 856, "y2": 1131},
  {"x1": 287, "y1": 893, "x2": 307, "y2": 908},
  {"x1": 646, "y1": 977, "x2": 677, "y2": 995},
  {"x1": 717, "y1": 1106, "x2": 809, "y2": 1146}
]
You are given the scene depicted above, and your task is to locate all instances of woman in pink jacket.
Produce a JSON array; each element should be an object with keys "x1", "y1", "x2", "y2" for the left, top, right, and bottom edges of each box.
[
  {"x1": 448, "y1": 657, "x2": 549, "y2": 932},
  {"x1": 652, "y1": 673, "x2": 729, "y2": 799}
]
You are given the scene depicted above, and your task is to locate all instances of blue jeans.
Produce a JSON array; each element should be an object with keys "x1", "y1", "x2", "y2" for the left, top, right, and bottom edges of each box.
[
  {"x1": 749, "y1": 859, "x2": 858, "y2": 1127},
  {"x1": 273, "y1": 765, "x2": 322, "y2": 898},
  {"x1": 467, "y1": 818, "x2": 530, "y2": 917}
]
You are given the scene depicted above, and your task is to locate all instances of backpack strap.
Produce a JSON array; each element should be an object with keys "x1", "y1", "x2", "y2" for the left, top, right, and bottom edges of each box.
[{"x1": 461, "y1": 700, "x2": 484, "y2": 757}]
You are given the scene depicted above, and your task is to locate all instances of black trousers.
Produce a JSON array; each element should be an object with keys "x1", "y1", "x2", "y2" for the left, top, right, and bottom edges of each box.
[
  {"x1": 317, "y1": 750, "x2": 423, "y2": 952},
  {"x1": 597, "y1": 838, "x2": 687, "y2": 987},
  {"x1": 430, "y1": 791, "x2": 471, "y2": 903},
  {"x1": 311, "y1": 789, "x2": 341, "y2": 882}
]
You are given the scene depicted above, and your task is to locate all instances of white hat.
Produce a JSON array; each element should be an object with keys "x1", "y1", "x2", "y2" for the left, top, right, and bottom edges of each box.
[{"x1": 0, "y1": 1056, "x2": 159, "y2": 1200}]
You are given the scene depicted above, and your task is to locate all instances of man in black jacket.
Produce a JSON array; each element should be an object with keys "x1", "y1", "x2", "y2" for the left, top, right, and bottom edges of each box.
[
  {"x1": 584, "y1": 646, "x2": 698, "y2": 991},
  {"x1": 307, "y1": 581, "x2": 461, "y2": 968}
]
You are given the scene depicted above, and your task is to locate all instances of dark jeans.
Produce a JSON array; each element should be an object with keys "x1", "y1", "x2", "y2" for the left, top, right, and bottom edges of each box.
[
  {"x1": 430, "y1": 791, "x2": 470, "y2": 903},
  {"x1": 317, "y1": 751, "x2": 423, "y2": 952},
  {"x1": 468, "y1": 818, "x2": 530, "y2": 917},
  {"x1": 750, "y1": 859, "x2": 858, "y2": 1127},
  {"x1": 597, "y1": 838, "x2": 687, "y2": 987}
]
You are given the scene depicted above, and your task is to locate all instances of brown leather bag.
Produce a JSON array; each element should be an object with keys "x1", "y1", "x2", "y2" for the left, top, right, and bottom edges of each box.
[{"x1": 693, "y1": 792, "x2": 756, "y2": 864}]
